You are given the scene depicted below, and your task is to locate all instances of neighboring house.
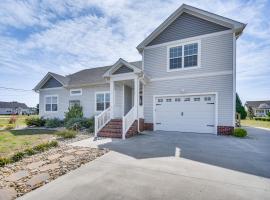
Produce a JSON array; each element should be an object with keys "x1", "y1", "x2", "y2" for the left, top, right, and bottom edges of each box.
[
  {"x1": 245, "y1": 101, "x2": 270, "y2": 117},
  {"x1": 34, "y1": 4, "x2": 246, "y2": 138},
  {"x1": 0, "y1": 101, "x2": 29, "y2": 115}
]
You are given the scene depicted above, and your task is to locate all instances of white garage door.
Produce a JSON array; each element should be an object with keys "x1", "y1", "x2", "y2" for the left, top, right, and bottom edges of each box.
[{"x1": 154, "y1": 94, "x2": 215, "y2": 134}]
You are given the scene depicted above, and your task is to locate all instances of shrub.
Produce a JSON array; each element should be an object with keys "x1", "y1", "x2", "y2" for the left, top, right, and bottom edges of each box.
[
  {"x1": 0, "y1": 157, "x2": 11, "y2": 167},
  {"x1": 64, "y1": 104, "x2": 83, "y2": 122},
  {"x1": 45, "y1": 118, "x2": 63, "y2": 128},
  {"x1": 8, "y1": 115, "x2": 17, "y2": 124},
  {"x1": 65, "y1": 117, "x2": 93, "y2": 131},
  {"x1": 48, "y1": 140, "x2": 58, "y2": 147},
  {"x1": 11, "y1": 152, "x2": 25, "y2": 162},
  {"x1": 233, "y1": 128, "x2": 247, "y2": 138},
  {"x1": 4, "y1": 124, "x2": 15, "y2": 130},
  {"x1": 25, "y1": 117, "x2": 46, "y2": 127},
  {"x1": 24, "y1": 148, "x2": 36, "y2": 156},
  {"x1": 268, "y1": 112, "x2": 270, "y2": 118},
  {"x1": 56, "y1": 130, "x2": 77, "y2": 139},
  {"x1": 254, "y1": 117, "x2": 270, "y2": 121}
]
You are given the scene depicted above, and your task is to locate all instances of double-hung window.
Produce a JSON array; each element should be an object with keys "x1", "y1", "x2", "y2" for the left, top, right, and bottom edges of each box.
[
  {"x1": 96, "y1": 92, "x2": 110, "y2": 111},
  {"x1": 45, "y1": 96, "x2": 58, "y2": 112},
  {"x1": 69, "y1": 100, "x2": 80, "y2": 108},
  {"x1": 168, "y1": 41, "x2": 200, "y2": 71}
]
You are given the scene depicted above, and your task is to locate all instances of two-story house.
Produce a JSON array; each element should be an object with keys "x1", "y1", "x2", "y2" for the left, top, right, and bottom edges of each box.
[{"x1": 34, "y1": 4, "x2": 246, "y2": 138}]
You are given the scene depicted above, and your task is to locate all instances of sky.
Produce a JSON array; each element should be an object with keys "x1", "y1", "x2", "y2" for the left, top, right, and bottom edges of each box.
[{"x1": 0, "y1": 0, "x2": 269, "y2": 107}]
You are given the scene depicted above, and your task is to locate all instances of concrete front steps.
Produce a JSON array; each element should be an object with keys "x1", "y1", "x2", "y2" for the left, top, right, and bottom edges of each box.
[{"x1": 98, "y1": 119, "x2": 138, "y2": 138}]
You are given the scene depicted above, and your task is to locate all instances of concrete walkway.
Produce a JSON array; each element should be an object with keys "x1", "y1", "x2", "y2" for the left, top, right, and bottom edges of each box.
[{"x1": 19, "y1": 127, "x2": 270, "y2": 200}]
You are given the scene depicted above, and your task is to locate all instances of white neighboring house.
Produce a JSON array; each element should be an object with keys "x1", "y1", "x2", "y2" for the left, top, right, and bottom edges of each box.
[
  {"x1": 245, "y1": 101, "x2": 270, "y2": 117},
  {"x1": 0, "y1": 101, "x2": 30, "y2": 115},
  {"x1": 34, "y1": 4, "x2": 246, "y2": 138}
]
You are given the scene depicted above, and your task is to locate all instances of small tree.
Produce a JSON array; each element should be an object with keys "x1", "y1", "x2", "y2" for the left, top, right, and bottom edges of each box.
[
  {"x1": 64, "y1": 104, "x2": 83, "y2": 122},
  {"x1": 247, "y1": 106, "x2": 255, "y2": 119},
  {"x1": 236, "y1": 93, "x2": 247, "y2": 119},
  {"x1": 267, "y1": 111, "x2": 270, "y2": 118}
]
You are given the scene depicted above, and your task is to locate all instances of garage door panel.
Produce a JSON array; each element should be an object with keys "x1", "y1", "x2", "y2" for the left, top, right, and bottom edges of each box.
[{"x1": 155, "y1": 95, "x2": 215, "y2": 134}]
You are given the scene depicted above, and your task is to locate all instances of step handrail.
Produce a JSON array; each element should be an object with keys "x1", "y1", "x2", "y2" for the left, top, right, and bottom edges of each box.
[
  {"x1": 122, "y1": 106, "x2": 136, "y2": 139},
  {"x1": 94, "y1": 107, "x2": 111, "y2": 137}
]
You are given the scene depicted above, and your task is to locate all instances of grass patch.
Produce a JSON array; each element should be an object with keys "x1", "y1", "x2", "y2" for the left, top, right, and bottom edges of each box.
[
  {"x1": 241, "y1": 119, "x2": 270, "y2": 129},
  {"x1": 56, "y1": 130, "x2": 77, "y2": 139},
  {"x1": 0, "y1": 129, "x2": 57, "y2": 157}
]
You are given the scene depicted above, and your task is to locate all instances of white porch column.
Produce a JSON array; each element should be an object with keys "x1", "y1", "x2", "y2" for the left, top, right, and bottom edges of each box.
[
  {"x1": 110, "y1": 80, "x2": 114, "y2": 119},
  {"x1": 134, "y1": 78, "x2": 139, "y2": 119}
]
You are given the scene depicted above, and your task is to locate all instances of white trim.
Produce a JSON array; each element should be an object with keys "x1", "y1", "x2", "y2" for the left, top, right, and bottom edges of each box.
[
  {"x1": 153, "y1": 92, "x2": 218, "y2": 135},
  {"x1": 44, "y1": 95, "x2": 59, "y2": 113},
  {"x1": 70, "y1": 88, "x2": 82, "y2": 96},
  {"x1": 122, "y1": 84, "x2": 125, "y2": 116},
  {"x1": 167, "y1": 40, "x2": 201, "y2": 72},
  {"x1": 110, "y1": 73, "x2": 138, "y2": 81},
  {"x1": 142, "y1": 50, "x2": 145, "y2": 71},
  {"x1": 150, "y1": 70, "x2": 232, "y2": 82},
  {"x1": 232, "y1": 33, "x2": 236, "y2": 127},
  {"x1": 39, "y1": 87, "x2": 63, "y2": 91},
  {"x1": 94, "y1": 91, "x2": 110, "y2": 113},
  {"x1": 145, "y1": 29, "x2": 232, "y2": 50}
]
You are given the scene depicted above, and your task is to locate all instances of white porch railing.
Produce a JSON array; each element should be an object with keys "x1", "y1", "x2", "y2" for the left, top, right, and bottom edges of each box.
[
  {"x1": 122, "y1": 106, "x2": 136, "y2": 139},
  {"x1": 94, "y1": 107, "x2": 111, "y2": 137}
]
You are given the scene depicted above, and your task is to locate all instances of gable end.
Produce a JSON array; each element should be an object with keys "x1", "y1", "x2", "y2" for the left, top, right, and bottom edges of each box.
[
  {"x1": 148, "y1": 12, "x2": 229, "y2": 46},
  {"x1": 41, "y1": 77, "x2": 63, "y2": 89},
  {"x1": 112, "y1": 65, "x2": 134, "y2": 75}
]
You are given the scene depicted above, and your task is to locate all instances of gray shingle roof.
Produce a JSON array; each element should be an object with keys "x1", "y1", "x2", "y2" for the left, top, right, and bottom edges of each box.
[
  {"x1": 50, "y1": 61, "x2": 142, "y2": 87},
  {"x1": 0, "y1": 101, "x2": 28, "y2": 109},
  {"x1": 245, "y1": 101, "x2": 270, "y2": 109}
]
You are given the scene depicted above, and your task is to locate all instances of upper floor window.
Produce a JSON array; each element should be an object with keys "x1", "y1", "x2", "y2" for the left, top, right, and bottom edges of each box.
[
  {"x1": 69, "y1": 100, "x2": 80, "y2": 108},
  {"x1": 168, "y1": 41, "x2": 200, "y2": 71},
  {"x1": 45, "y1": 95, "x2": 58, "y2": 112},
  {"x1": 70, "y1": 89, "x2": 82, "y2": 96},
  {"x1": 96, "y1": 92, "x2": 110, "y2": 111}
]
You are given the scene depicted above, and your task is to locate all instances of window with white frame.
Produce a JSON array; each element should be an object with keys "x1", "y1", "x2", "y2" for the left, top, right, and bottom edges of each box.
[
  {"x1": 69, "y1": 100, "x2": 80, "y2": 108},
  {"x1": 168, "y1": 41, "x2": 199, "y2": 70},
  {"x1": 45, "y1": 96, "x2": 58, "y2": 112},
  {"x1": 70, "y1": 89, "x2": 82, "y2": 96},
  {"x1": 96, "y1": 92, "x2": 110, "y2": 111}
]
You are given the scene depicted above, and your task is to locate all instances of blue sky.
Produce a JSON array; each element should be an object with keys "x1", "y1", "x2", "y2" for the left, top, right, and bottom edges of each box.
[{"x1": 0, "y1": 0, "x2": 269, "y2": 107}]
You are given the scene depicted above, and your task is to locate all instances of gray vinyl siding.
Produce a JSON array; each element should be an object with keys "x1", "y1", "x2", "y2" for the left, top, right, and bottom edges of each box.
[
  {"x1": 144, "y1": 33, "x2": 233, "y2": 78},
  {"x1": 144, "y1": 74, "x2": 233, "y2": 126},
  {"x1": 148, "y1": 13, "x2": 229, "y2": 46},
  {"x1": 39, "y1": 84, "x2": 110, "y2": 119},
  {"x1": 41, "y1": 77, "x2": 63, "y2": 89},
  {"x1": 113, "y1": 65, "x2": 133, "y2": 74},
  {"x1": 143, "y1": 32, "x2": 234, "y2": 126}
]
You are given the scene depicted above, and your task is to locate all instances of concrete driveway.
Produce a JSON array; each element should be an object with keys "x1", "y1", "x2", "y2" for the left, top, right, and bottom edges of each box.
[{"x1": 19, "y1": 127, "x2": 270, "y2": 200}]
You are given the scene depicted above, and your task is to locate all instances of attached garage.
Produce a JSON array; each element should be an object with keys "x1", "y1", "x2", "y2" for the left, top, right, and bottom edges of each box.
[{"x1": 154, "y1": 94, "x2": 217, "y2": 134}]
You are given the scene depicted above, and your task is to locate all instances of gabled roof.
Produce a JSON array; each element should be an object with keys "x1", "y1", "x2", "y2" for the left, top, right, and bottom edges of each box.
[
  {"x1": 245, "y1": 101, "x2": 270, "y2": 109},
  {"x1": 137, "y1": 4, "x2": 246, "y2": 52},
  {"x1": 0, "y1": 101, "x2": 28, "y2": 109},
  {"x1": 33, "y1": 60, "x2": 142, "y2": 91},
  {"x1": 33, "y1": 72, "x2": 68, "y2": 91},
  {"x1": 103, "y1": 58, "x2": 142, "y2": 77}
]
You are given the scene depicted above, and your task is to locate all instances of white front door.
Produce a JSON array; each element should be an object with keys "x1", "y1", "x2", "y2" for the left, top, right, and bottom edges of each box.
[{"x1": 155, "y1": 94, "x2": 215, "y2": 134}]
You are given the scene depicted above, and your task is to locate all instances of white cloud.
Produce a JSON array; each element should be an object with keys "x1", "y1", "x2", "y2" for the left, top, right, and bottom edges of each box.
[{"x1": 0, "y1": 0, "x2": 269, "y2": 105}]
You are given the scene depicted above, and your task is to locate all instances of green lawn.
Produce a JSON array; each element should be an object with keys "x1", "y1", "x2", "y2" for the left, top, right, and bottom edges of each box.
[
  {"x1": 0, "y1": 129, "x2": 57, "y2": 157},
  {"x1": 0, "y1": 115, "x2": 38, "y2": 128},
  {"x1": 241, "y1": 119, "x2": 270, "y2": 129}
]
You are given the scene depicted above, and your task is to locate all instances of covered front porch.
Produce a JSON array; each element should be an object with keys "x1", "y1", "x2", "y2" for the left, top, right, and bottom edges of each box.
[{"x1": 94, "y1": 59, "x2": 146, "y2": 139}]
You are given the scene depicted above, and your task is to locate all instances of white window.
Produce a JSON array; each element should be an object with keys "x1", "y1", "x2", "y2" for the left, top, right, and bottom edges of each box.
[
  {"x1": 69, "y1": 100, "x2": 80, "y2": 108},
  {"x1": 45, "y1": 96, "x2": 58, "y2": 112},
  {"x1": 168, "y1": 41, "x2": 200, "y2": 71},
  {"x1": 70, "y1": 89, "x2": 82, "y2": 96},
  {"x1": 96, "y1": 92, "x2": 110, "y2": 111}
]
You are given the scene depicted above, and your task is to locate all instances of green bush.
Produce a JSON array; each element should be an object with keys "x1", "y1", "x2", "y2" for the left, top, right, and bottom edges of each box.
[
  {"x1": 233, "y1": 128, "x2": 247, "y2": 138},
  {"x1": 64, "y1": 104, "x2": 83, "y2": 122},
  {"x1": 24, "y1": 148, "x2": 36, "y2": 156},
  {"x1": 4, "y1": 124, "x2": 15, "y2": 130},
  {"x1": 45, "y1": 118, "x2": 63, "y2": 128},
  {"x1": 0, "y1": 157, "x2": 11, "y2": 167},
  {"x1": 48, "y1": 140, "x2": 58, "y2": 147},
  {"x1": 65, "y1": 117, "x2": 93, "y2": 131},
  {"x1": 254, "y1": 117, "x2": 270, "y2": 121},
  {"x1": 25, "y1": 117, "x2": 46, "y2": 127},
  {"x1": 11, "y1": 152, "x2": 25, "y2": 162},
  {"x1": 56, "y1": 130, "x2": 77, "y2": 139},
  {"x1": 268, "y1": 112, "x2": 270, "y2": 118}
]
